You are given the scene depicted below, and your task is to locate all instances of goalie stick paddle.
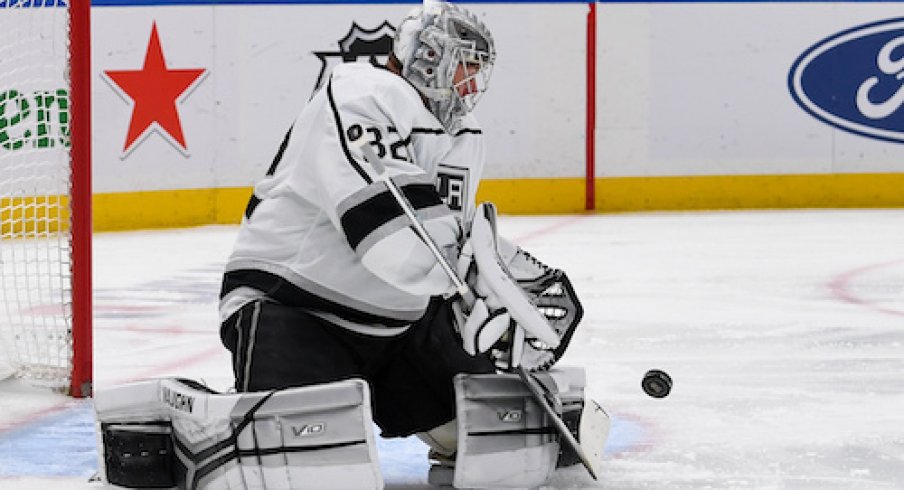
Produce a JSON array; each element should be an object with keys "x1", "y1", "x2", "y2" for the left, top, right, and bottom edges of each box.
[
  {"x1": 516, "y1": 366, "x2": 600, "y2": 480},
  {"x1": 356, "y1": 141, "x2": 599, "y2": 481}
]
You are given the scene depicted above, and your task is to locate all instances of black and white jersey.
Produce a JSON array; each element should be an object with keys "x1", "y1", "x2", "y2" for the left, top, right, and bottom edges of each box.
[{"x1": 220, "y1": 63, "x2": 485, "y2": 336}]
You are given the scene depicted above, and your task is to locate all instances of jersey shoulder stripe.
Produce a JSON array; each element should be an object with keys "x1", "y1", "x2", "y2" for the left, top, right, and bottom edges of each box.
[
  {"x1": 410, "y1": 127, "x2": 445, "y2": 135},
  {"x1": 339, "y1": 180, "x2": 444, "y2": 250},
  {"x1": 454, "y1": 128, "x2": 483, "y2": 136}
]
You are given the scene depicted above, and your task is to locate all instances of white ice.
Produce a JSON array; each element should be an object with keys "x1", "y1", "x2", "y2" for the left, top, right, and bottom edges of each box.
[{"x1": 1, "y1": 209, "x2": 903, "y2": 489}]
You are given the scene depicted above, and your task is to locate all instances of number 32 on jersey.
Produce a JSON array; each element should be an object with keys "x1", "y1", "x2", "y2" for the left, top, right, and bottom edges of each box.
[{"x1": 347, "y1": 124, "x2": 411, "y2": 163}]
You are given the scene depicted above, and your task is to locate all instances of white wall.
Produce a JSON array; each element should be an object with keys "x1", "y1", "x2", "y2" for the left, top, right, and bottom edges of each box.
[
  {"x1": 8, "y1": 2, "x2": 904, "y2": 209},
  {"x1": 91, "y1": 3, "x2": 587, "y2": 195},
  {"x1": 596, "y1": 3, "x2": 904, "y2": 178}
]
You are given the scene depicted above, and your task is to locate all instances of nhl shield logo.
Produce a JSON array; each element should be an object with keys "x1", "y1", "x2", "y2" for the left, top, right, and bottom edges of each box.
[{"x1": 312, "y1": 21, "x2": 397, "y2": 95}]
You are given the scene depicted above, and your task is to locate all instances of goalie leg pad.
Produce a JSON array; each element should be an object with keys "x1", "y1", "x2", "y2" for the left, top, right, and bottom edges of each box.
[
  {"x1": 95, "y1": 378, "x2": 383, "y2": 489},
  {"x1": 450, "y1": 373, "x2": 561, "y2": 489}
]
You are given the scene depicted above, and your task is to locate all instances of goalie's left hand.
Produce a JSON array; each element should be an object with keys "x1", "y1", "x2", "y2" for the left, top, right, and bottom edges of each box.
[
  {"x1": 451, "y1": 294, "x2": 512, "y2": 356},
  {"x1": 452, "y1": 203, "x2": 574, "y2": 368},
  {"x1": 452, "y1": 203, "x2": 584, "y2": 371},
  {"x1": 453, "y1": 226, "x2": 523, "y2": 356}
]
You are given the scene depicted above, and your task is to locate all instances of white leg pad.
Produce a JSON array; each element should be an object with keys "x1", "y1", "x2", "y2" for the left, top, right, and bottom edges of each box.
[
  {"x1": 451, "y1": 373, "x2": 560, "y2": 489},
  {"x1": 95, "y1": 378, "x2": 383, "y2": 490}
]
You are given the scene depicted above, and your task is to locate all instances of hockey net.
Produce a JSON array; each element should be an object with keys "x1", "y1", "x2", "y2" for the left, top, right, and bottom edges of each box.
[{"x1": 0, "y1": 0, "x2": 92, "y2": 397}]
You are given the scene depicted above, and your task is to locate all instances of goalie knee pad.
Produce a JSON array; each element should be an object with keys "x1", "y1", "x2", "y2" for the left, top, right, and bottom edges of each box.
[
  {"x1": 435, "y1": 372, "x2": 561, "y2": 489},
  {"x1": 95, "y1": 378, "x2": 383, "y2": 489}
]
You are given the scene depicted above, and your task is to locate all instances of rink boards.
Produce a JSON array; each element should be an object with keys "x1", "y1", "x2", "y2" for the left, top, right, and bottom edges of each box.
[{"x1": 3, "y1": 1, "x2": 904, "y2": 228}]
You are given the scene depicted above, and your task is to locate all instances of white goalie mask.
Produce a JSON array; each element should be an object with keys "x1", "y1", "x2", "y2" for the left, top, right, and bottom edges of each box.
[{"x1": 393, "y1": 2, "x2": 496, "y2": 133}]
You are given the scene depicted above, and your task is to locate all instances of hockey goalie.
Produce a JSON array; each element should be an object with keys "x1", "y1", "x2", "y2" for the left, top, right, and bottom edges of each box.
[{"x1": 95, "y1": 3, "x2": 610, "y2": 488}]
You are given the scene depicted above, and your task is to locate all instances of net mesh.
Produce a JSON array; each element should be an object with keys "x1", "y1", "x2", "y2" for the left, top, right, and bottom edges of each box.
[{"x1": 0, "y1": 0, "x2": 74, "y2": 391}]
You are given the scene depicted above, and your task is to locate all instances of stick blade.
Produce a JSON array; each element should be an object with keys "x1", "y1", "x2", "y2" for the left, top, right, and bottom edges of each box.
[{"x1": 578, "y1": 399, "x2": 611, "y2": 477}]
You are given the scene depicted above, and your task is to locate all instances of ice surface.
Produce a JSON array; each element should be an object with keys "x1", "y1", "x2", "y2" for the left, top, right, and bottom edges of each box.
[{"x1": 1, "y1": 209, "x2": 903, "y2": 489}]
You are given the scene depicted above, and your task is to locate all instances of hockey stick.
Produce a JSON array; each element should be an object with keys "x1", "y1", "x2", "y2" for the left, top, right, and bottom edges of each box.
[{"x1": 357, "y1": 142, "x2": 600, "y2": 480}]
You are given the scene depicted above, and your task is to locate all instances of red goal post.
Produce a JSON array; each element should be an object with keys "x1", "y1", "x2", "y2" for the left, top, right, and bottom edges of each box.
[
  {"x1": 70, "y1": 0, "x2": 93, "y2": 399},
  {"x1": 0, "y1": 0, "x2": 92, "y2": 398}
]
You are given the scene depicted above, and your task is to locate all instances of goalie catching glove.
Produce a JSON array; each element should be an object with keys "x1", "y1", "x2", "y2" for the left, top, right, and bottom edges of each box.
[
  {"x1": 496, "y1": 237, "x2": 584, "y2": 371},
  {"x1": 454, "y1": 202, "x2": 583, "y2": 371}
]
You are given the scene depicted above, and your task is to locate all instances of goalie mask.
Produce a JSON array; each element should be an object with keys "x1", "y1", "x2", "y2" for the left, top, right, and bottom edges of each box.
[{"x1": 393, "y1": 2, "x2": 496, "y2": 133}]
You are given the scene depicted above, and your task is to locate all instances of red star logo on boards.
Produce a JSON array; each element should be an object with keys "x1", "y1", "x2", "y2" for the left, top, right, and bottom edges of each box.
[{"x1": 105, "y1": 22, "x2": 206, "y2": 154}]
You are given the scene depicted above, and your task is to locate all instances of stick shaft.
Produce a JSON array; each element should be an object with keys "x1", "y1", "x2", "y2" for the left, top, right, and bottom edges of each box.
[
  {"x1": 359, "y1": 143, "x2": 469, "y2": 296},
  {"x1": 516, "y1": 366, "x2": 598, "y2": 480}
]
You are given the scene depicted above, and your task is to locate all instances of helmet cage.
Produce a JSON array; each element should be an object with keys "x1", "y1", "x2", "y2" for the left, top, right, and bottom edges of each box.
[
  {"x1": 449, "y1": 42, "x2": 494, "y2": 128},
  {"x1": 394, "y1": 3, "x2": 495, "y2": 133}
]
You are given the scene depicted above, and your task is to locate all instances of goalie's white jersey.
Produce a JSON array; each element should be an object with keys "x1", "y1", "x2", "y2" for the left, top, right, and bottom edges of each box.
[{"x1": 221, "y1": 63, "x2": 485, "y2": 336}]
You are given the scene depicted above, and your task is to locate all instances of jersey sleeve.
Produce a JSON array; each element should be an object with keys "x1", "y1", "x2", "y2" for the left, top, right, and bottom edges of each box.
[{"x1": 309, "y1": 69, "x2": 460, "y2": 296}]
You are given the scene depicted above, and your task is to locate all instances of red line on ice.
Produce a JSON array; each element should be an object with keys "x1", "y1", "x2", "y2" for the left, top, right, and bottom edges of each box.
[
  {"x1": 0, "y1": 399, "x2": 82, "y2": 435},
  {"x1": 513, "y1": 215, "x2": 589, "y2": 244},
  {"x1": 827, "y1": 259, "x2": 904, "y2": 317},
  {"x1": 113, "y1": 345, "x2": 225, "y2": 385},
  {"x1": 97, "y1": 323, "x2": 213, "y2": 335},
  {"x1": 0, "y1": 345, "x2": 223, "y2": 435}
]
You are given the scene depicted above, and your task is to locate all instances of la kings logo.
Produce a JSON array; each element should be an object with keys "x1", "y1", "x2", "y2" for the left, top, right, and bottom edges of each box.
[
  {"x1": 437, "y1": 164, "x2": 470, "y2": 213},
  {"x1": 312, "y1": 21, "x2": 397, "y2": 96}
]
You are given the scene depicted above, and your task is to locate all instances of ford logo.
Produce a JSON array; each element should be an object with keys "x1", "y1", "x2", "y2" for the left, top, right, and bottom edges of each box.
[{"x1": 789, "y1": 18, "x2": 904, "y2": 143}]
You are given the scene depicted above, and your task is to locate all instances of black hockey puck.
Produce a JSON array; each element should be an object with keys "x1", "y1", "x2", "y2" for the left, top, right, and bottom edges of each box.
[{"x1": 642, "y1": 369, "x2": 672, "y2": 398}]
